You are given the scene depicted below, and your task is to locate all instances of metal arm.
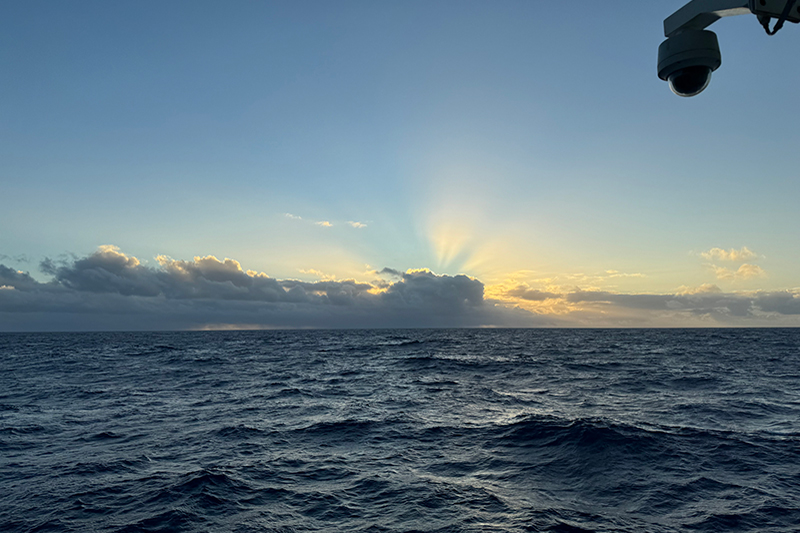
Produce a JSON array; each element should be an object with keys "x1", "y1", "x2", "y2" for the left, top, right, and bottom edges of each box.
[{"x1": 664, "y1": 0, "x2": 750, "y2": 36}]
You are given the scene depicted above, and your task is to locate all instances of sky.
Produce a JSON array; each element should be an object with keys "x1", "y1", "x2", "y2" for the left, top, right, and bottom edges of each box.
[{"x1": 2, "y1": 1, "x2": 800, "y2": 331}]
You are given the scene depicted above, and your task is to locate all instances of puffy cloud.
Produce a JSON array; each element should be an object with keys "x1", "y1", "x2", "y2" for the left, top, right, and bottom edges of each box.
[
  {"x1": 711, "y1": 263, "x2": 766, "y2": 281},
  {"x1": 676, "y1": 284, "x2": 722, "y2": 295},
  {"x1": 381, "y1": 269, "x2": 484, "y2": 309},
  {"x1": 701, "y1": 247, "x2": 758, "y2": 262},
  {"x1": 348, "y1": 221, "x2": 367, "y2": 229},
  {"x1": 736, "y1": 264, "x2": 766, "y2": 279},
  {"x1": 315, "y1": 221, "x2": 332, "y2": 227},
  {"x1": 44, "y1": 245, "x2": 161, "y2": 297}
]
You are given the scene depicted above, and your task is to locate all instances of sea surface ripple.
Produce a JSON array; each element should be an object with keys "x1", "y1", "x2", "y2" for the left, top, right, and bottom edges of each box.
[{"x1": 2, "y1": 329, "x2": 799, "y2": 532}]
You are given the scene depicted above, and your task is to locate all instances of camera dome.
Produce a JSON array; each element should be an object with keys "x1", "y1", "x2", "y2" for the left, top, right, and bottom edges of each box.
[
  {"x1": 658, "y1": 29, "x2": 721, "y2": 97},
  {"x1": 667, "y1": 65, "x2": 712, "y2": 97}
]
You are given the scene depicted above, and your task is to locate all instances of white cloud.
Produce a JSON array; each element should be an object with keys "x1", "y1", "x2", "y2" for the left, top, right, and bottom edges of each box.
[
  {"x1": 299, "y1": 268, "x2": 336, "y2": 281},
  {"x1": 348, "y1": 221, "x2": 367, "y2": 228},
  {"x1": 676, "y1": 284, "x2": 722, "y2": 295},
  {"x1": 701, "y1": 247, "x2": 758, "y2": 262},
  {"x1": 604, "y1": 270, "x2": 645, "y2": 279},
  {"x1": 711, "y1": 263, "x2": 766, "y2": 281},
  {"x1": 315, "y1": 221, "x2": 332, "y2": 227}
]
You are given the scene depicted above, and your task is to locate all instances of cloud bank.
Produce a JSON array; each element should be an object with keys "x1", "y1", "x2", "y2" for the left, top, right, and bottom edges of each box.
[
  {"x1": 496, "y1": 281, "x2": 800, "y2": 327},
  {"x1": 3, "y1": 246, "x2": 800, "y2": 331},
  {"x1": 1, "y1": 246, "x2": 537, "y2": 331}
]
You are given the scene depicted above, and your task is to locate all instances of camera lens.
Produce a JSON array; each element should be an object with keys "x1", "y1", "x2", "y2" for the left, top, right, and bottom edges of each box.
[{"x1": 668, "y1": 65, "x2": 712, "y2": 97}]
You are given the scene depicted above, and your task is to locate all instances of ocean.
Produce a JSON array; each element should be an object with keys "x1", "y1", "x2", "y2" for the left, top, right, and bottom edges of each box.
[{"x1": 1, "y1": 328, "x2": 799, "y2": 532}]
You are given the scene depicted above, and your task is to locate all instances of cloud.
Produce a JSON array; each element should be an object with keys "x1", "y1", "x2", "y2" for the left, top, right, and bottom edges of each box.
[
  {"x1": 498, "y1": 277, "x2": 800, "y2": 325},
  {"x1": 45, "y1": 245, "x2": 161, "y2": 297},
  {"x1": 0, "y1": 264, "x2": 45, "y2": 291},
  {"x1": 754, "y1": 291, "x2": 800, "y2": 315},
  {"x1": 711, "y1": 263, "x2": 766, "y2": 281},
  {"x1": 504, "y1": 285, "x2": 562, "y2": 301},
  {"x1": 285, "y1": 214, "x2": 365, "y2": 230},
  {"x1": 0, "y1": 254, "x2": 31, "y2": 263},
  {"x1": 604, "y1": 270, "x2": 645, "y2": 279},
  {"x1": 378, "y1": 267, "x2": 403, "y2": 278},
  {"x1": 736, "y1": 264, "x2": 766, "y2": 279},
  {"x1": 565, "y1": 289, "x2": 752, "y2": 316},
  {"x1": 382, "y1": 269, "x2": 483, "y2": 309},
  {"x1": 701, "y1": 247, "x2": 758, "y2": 262},
  {"x1": 299, "y1": 268, "x2": 337, "y2": 281},
  {"x1": 0, "y1": 246, "x2": 538, "y2": 331},
  {"x1": 4, "y1": 246, "x2": 800, "y2": 331},
  {"x1": 676, "y1": 284, "x2": 722, "y2": 295}
]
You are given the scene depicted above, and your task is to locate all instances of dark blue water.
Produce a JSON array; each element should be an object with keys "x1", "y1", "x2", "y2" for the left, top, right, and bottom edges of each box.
[{"x1": 2, "y1": 329, "x2": 799, "y2": 532}]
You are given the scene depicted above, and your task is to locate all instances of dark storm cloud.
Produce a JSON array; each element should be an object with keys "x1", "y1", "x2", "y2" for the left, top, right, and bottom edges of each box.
[{"x1": 0, "y1": 246, "x2": 539, "y2": 331}]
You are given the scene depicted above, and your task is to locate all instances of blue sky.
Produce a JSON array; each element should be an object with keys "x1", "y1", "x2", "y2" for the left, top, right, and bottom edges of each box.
[{"x1": 2, "y1": 1, "x2": 800, "y2": 330}]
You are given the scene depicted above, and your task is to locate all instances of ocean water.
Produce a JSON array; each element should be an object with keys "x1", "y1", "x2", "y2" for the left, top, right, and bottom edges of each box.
[{"x1": 1, "y1": 329, "x2": 799, "y2": 532}]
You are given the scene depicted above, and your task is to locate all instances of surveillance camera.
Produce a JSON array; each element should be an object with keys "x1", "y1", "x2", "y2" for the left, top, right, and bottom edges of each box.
[
  {"x1": 657, "y1": 29, "x2": 721, "y2": 97},
  {"x1": 659, "y1": 0, "x2": 798, "y2": 97}
]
